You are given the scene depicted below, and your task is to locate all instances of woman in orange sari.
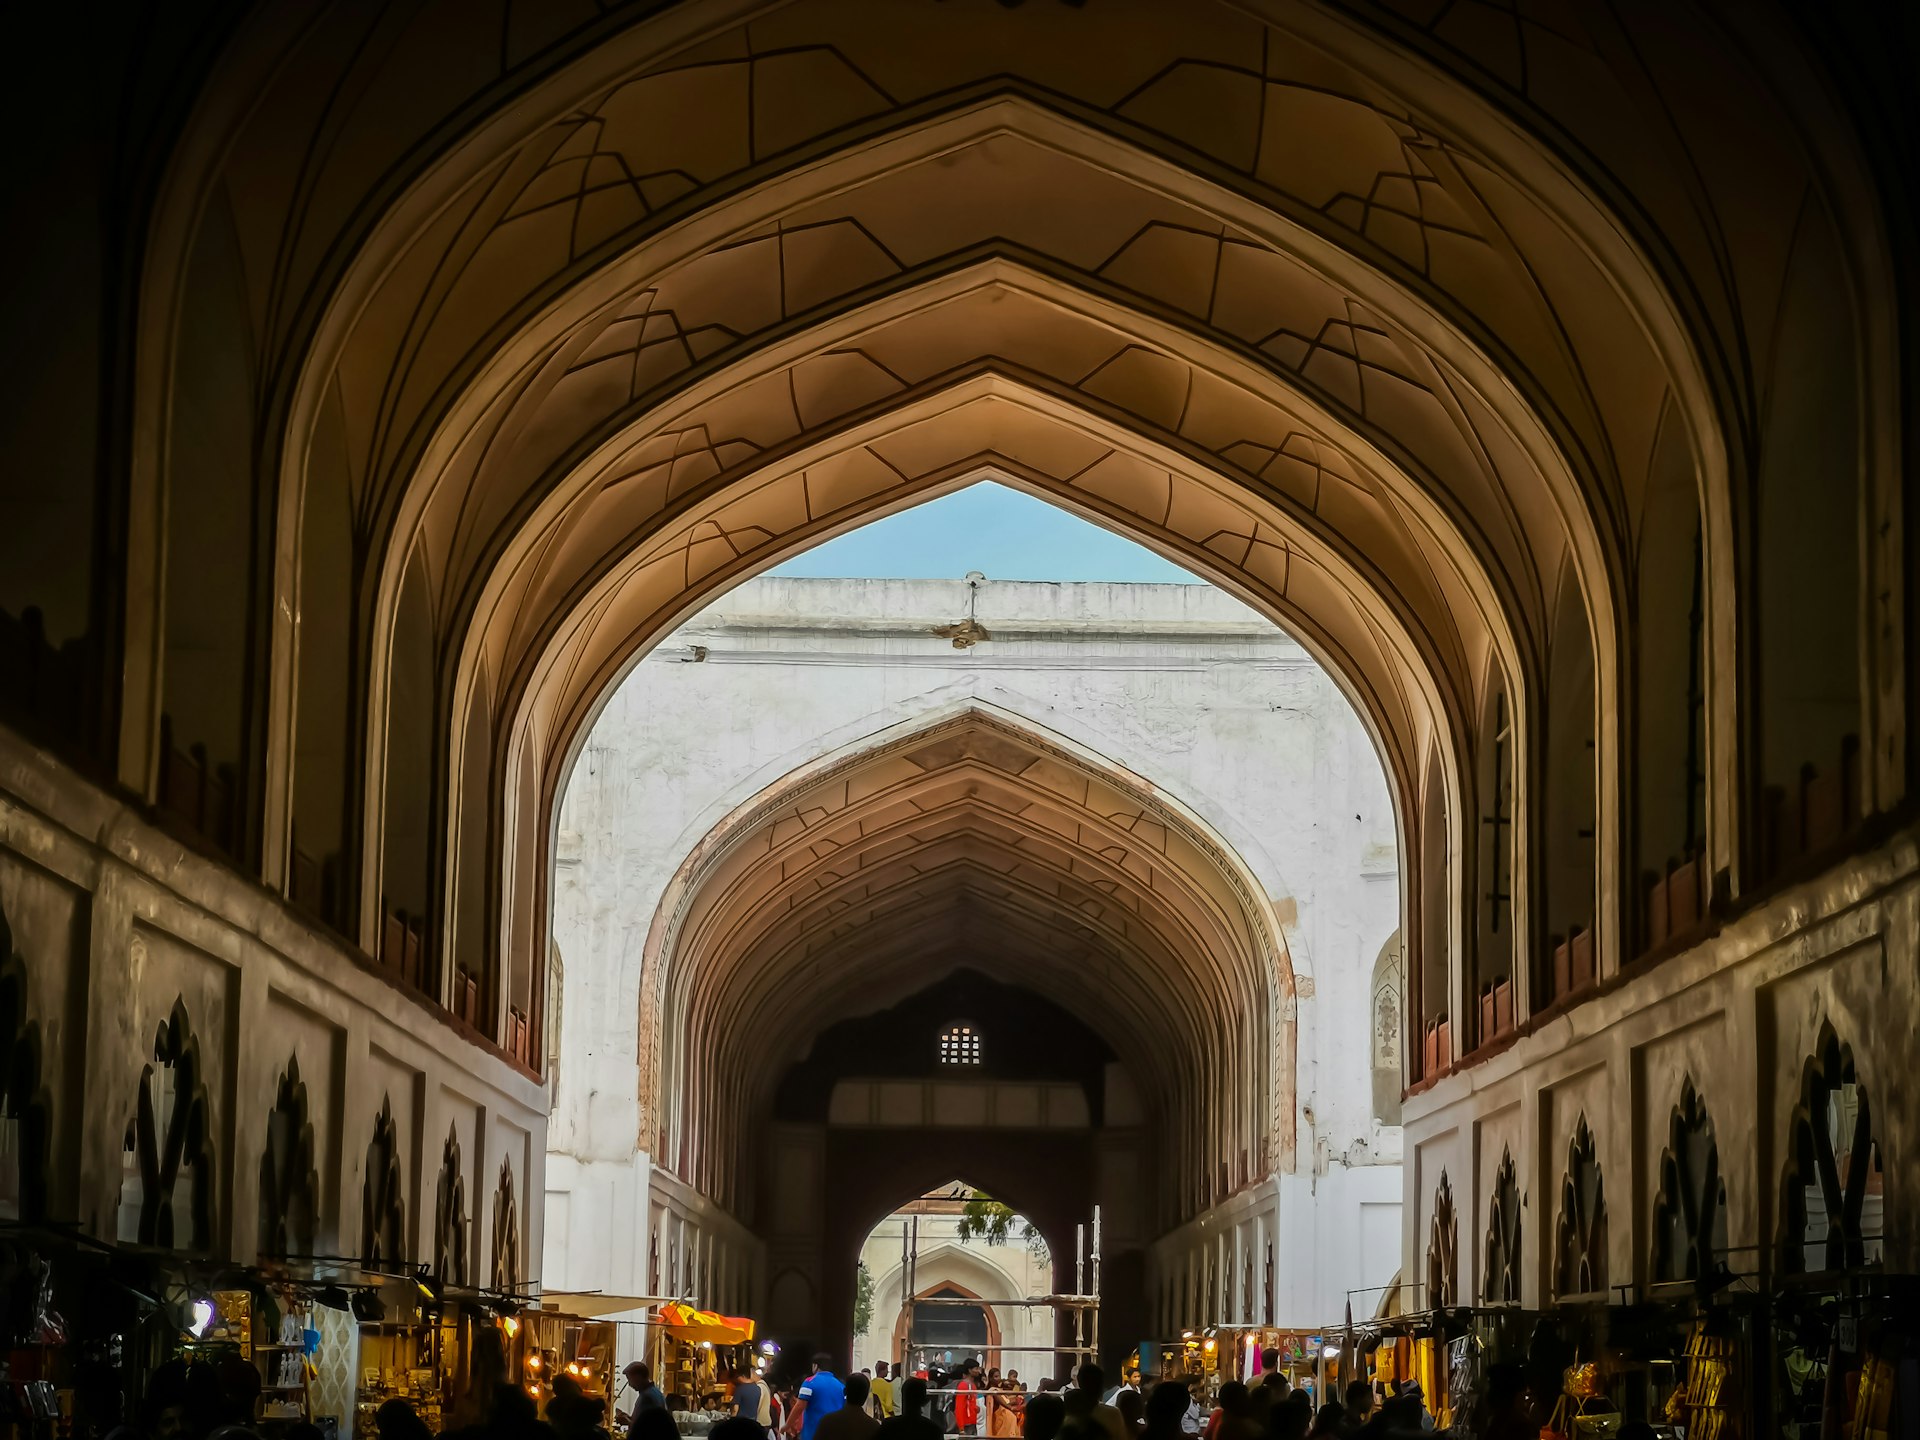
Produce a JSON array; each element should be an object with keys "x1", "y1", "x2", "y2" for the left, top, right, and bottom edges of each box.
[{"x1": 988, "y1": 1380, "x2": 1024, "y2": 1437}]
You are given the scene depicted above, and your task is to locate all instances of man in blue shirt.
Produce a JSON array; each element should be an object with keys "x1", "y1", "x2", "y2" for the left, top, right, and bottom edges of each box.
[
  {"x1": 618, "y1": 1361, "x2": 668, "y2": 1424},
  {"x1": 796, "y1": 1353, "x2": 847, "y2": 1440}
]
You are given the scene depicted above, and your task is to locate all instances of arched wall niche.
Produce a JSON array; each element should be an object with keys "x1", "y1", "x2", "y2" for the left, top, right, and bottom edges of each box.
[
  {"x1": 630, "y1": 701, "x2": 1298, "y2": 1230},
  {"x1": 1370, "y1": 934, "x2": 1404, "y2": 1126}
]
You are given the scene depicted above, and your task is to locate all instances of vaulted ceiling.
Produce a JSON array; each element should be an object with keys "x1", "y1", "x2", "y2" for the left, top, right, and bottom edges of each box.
[
  {"x1": 639, "y1": 707, "x2": 1289, "y2": 1216},
  {"x1": 105, "y1": 0, "x2": 1904, "y2": 1227}
]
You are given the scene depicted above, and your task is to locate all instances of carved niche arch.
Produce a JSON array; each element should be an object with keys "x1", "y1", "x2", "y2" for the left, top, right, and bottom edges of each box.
[
  {"x1": 1370, "y1": 933, "x2": 1403, "y2": 1124},
  {"x1": 0, "y1": 903, "x2": 51, "y2": 1224},
  {"x1": 259, "y1": 1056, "x2": 318, "y2": 1258},
  {"x1": 1426, "y1": 1172, "x2": 1456, "y2": 1308},
  {"x1": 1779, "y1": 1024, "x2": 1883, "y2": 1275},
  {"x1": 1482, "y1": 1149, "x2": 1522, "y2": 1305},
  {"x1": 492, "y1": 1159, "x2": 520, "y2": 1293},
  {"x1": 123, "y1": 998, "x2": 215, "y2": 1251},
  {"x1": 435, "y1": 1126, "x2": 469, "y2": 1285},
  {"x1": 1652, "y1": 1079, "x2": 1726, "y2": 1285},
  {"x1": 362, "y1": 1097, "x2": 407, "y2": 1267},
  {"x1": 1553, "y1": 1117, "x2": 1607, "y2": 1298}
]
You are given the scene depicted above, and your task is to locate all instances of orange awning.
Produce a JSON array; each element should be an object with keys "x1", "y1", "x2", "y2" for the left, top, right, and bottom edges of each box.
[{"x1": 655, "y1": 1303, "x2": 756, "y2": 1344}]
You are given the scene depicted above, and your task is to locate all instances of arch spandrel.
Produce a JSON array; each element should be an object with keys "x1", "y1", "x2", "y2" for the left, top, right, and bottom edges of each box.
[
  {"x1": 437, "y1": 244, "x2": 1552, "y2": 705},
  {"x1": 499, "y1": 376, "x2": 1462, "y2": 838}
]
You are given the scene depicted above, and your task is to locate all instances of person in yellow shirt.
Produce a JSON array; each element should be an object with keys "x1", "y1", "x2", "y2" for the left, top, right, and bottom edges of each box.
[{"x1": 869, "y1": 1362, "x2": 895, "y2": 1419}]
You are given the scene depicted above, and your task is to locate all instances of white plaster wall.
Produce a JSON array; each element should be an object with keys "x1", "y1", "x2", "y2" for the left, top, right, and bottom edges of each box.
[
  {"x1": 544, "y1": 577, "x2": 1400, "y2": 1321},
  {"x1": 1145, "y1": 1166, "x2": 1402, "y2": 1335}
]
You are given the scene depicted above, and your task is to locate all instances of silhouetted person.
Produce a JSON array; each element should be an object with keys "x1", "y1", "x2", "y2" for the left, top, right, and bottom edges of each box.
[
  {"x1": 1305, "y1": 1403, "x2": 1344, "y2": 1440},
  {"x1": 548, "y1": 1377, "x2": 612, "y2": 1440},
  {"x1": 376, "y1": 1399, "x2": 435, "y2": 1440},
  {"x1": 1258, "y1": 1353, "x2": 1289, "y2": 1402},
  {"x1": 1142, "y1": 1383, "x2": 1190, "y2": 1440},
  {"x1": 1265, "y1": 1399, "x2": 1309, "y2": 1440},
  {"x1": 1115, "y1": 1391, "x2": 1145, "y2": 1437},
  {"x1": 1480, "y1": 1366, "x2": 1535, "y2": 1440},
  {"x1": 714, "y1": 1421, "x2": 769, "y2": 1440},
  {"x1": 816, "y1": 1376, "x2": 879, "y2": 1440},
  {"x1": 1341, "y1": 1384, "x2": 1372, "y2": 1435},
  {"x1": 1024, "y1": 1393, "x2": 1067, "y2": 1440},
  {"x1": 1065, "y1": 1365, "x2": 1128, "y2": 1440},
  {"x1": 632, "y1": 1410, "x2": 681, "y2": 1440},
  {"x1": 1354, "y1": 1397, "x2": 1421, "y2": 1440},
  {"x1": 1203, "y1": 1382, "x2": 1246, "y2": 1440},
  {"x1": 877, "y1": 1379, "x2": 944, "y2": 1440},
  {"x1": 444, "y1": 1326, "x2": 515, "y2": 1435}
]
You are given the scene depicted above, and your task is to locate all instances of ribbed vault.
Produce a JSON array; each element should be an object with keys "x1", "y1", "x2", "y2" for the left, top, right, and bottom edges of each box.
[
  {"x1": 637, "y1": 706, "x2": 1294, "y2": 1222},
  {"x1": 112, "y1": 0, "x2": 1902, "y2": 1219}
]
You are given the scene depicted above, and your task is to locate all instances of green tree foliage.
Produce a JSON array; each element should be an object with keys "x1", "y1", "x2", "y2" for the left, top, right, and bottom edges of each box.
[
  {"x1": 954, "y1": 1194, "x2": 1050, "y2": 1265},
  {"x1": 855, "y1": 1259, "x2": 875, "y2": 1336}
]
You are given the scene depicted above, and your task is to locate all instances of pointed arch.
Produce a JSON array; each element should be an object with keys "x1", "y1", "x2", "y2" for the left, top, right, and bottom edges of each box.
[
  {"x1": 259, "y1": 1056, "x2": 318, "y2": 1260},
  {"x1": 1778, "y1": 1022, "x2": 1883, "y2": 1275},
  {"x1": 1651, "y1": 1078, "x2": 1726, "y2": 1286},
  {"x1": 635, "y1": 702, "x2": 1297, "y2": 1223},
  {"x1": 362, "y1": 1097, "x2": 407, "y2": 1268}
]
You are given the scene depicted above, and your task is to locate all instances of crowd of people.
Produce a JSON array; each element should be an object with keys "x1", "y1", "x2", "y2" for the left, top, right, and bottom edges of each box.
[
  {"x1": 737, "y1": 1350, "x2": 1467, "y2": 1440},
  {"x1": 110, "y1": 1341, "x2": 1577, "y2": 1440}
]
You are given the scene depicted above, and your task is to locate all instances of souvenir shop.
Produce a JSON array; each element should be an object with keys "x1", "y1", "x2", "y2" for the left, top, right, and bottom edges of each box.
[{"x1": 648, "y1": 1304, "x2": 757, "y2": 1410}]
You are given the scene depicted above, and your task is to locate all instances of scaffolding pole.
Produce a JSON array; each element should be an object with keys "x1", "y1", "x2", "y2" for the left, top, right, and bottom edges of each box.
[{"x1": 897, "y1": 1204, "x2": 1103, "y2": 1380}]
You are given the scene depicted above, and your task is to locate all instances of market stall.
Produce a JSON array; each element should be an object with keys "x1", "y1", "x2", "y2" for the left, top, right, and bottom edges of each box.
[
  {"x1": 519, "y1": 1307, "x2": 617, "y2": 1414},
  {"x1": 650, "y1": 1305, "x2": 756, "y2": 1418}
]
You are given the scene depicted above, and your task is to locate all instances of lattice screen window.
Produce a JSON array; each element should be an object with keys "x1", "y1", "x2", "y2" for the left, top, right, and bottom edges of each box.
[{"x1": 939, "y1": 1021, "x2": 982, "y2": 1066}]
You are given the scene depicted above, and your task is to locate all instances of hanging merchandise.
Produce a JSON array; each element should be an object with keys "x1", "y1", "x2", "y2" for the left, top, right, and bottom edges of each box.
[
  {"x1": 1446, "y1": 1332, "x2": 1478, "y2": 1430},
  {"x1": 1679, "y1": 1319, "x2": 1742, "y2": 1440}
]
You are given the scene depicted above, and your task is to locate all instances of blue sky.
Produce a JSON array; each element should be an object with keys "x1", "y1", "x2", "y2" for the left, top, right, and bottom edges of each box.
[{"x1": 769, "y1": 481, "x2": 1205, "y2": 583}]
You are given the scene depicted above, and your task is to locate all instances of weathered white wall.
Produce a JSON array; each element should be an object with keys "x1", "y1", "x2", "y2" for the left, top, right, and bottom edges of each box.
[
  {"x1": 0, "y1": 727, "x2": 546, "y2": 1278},
  {"x1": 1401, "y1": 823, "x2": 1920, "y2": 1312},
  {"x1": 543, "y1": 576, "x2": 1400, "y2": 1324}
]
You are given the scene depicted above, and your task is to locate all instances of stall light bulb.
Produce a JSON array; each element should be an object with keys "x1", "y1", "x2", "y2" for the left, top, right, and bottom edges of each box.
[
  {"x1": 701, "y1": 1341, "x2": 713, "y2": 1349},
  {"x1": 529, "y1": 1355, "x2": 543, "y2": 1370},
  {"x1": 1321, "y1": 1347, "x2": 1338, "y2": 1360},
  {"x1": 190, "y1": 1300, "x2": 217, "y2": 1337},
  {"x1": 1203, "y1": 1340, "x2": 1216, "y2": 1353},
  {"x1": 502, "y1": 1317, "x2": 521, "y2": 1338}
]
